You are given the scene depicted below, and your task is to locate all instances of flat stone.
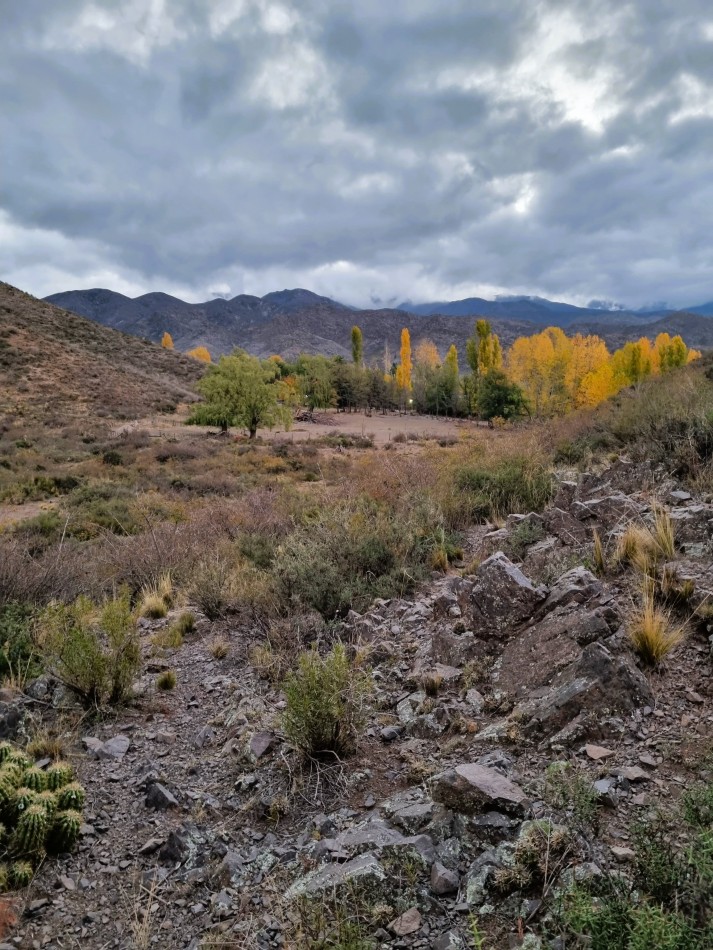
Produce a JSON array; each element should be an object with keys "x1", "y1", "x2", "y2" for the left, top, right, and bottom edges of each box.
[
  {"x1": 432, "y1": 763, "x2": 530, "y2": 817},
  {"x1": 249, "y1": 731, "x2": 276, "y2": 759},
  {"x1": 618, "y1": 766, "x2": 651, "y2": 783},
  {"x1": 585, "y1": 744, "x2": 615, "y2": 761},
  {"x1": 389, "y1": 907, "x2": 422, "y2": 936},
  {"x1": 286, "y1": 852, "x2": 387, "y2": 901},
  {"x1": 610, "y1": 845, "x2": 635, "y2": 862}
]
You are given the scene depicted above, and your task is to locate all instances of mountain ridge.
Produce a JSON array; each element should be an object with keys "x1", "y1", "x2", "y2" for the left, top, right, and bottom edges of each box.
[{"x1": 43, "y1": 286, "x2": 713, "y2": 360}]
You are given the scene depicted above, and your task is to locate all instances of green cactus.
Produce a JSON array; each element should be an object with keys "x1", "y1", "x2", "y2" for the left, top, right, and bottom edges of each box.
[
  {"x1": 9, "y1": 804, "x2": 48, "y2": 858},
  {"x1": 47, "y1": 809, "x2": 82, "y2": 855},
  {"x1": 0, "y1": 774, "x2": 17, "y2": 817},
  {"x1": 0, "y1": 863, "x2": 8, "y2": 893},
  {"x1": 36, "y1": 790, "x2": 58, "y2": 818},
  {"x1": 14, "y1": 786, "x2": 38, "y2": 818},
  {"x1": 0, "y1": 762, "x2": 24, "y2": 787},
  {"x1": 10, "y1": 860, "x2": 34, "y2": 888},
  {"x1": 0, "y1": 742, "x2": 13, "y2": 764},
  {"x1": 57, "y1": 782, "x2": 85, "y2": 811},
  {"x1": 23, "y1": 766, "x2": 47, "y2": 793},
  {"x1": 46, "y1": 761, "x2": 74, "y2": 791},
  {"x1": 6, "y1": 751, "x2": 31, "y2": 771}
]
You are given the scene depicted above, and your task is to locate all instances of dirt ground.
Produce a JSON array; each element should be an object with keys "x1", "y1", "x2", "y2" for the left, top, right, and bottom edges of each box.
[{"x1": 112, "y1": 408, "x2": 489, "y2": 445}]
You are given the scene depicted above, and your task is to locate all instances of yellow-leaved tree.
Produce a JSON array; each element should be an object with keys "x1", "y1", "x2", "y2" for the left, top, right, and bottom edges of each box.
[
  {"x1": 187, "y1": 346, "x2": 212, "y2": 363},
  {"x1": 161, "y1": 332, "x2": 174, "y2": 350},
  {"x1": 414, "y1": 339, "x2": 440, "y2": 368},
  {"x1": 395, "y1": 328, "x2": 412, "y2": 392}
]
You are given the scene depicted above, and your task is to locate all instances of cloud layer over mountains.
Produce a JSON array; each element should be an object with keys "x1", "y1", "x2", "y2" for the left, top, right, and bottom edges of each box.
[{"x1": 2, "y1": 1, "x2": 713, "y2": 308}]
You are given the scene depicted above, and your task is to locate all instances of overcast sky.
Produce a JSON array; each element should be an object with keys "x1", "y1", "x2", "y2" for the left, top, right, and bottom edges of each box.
[{"x1": 2, "y1": 1, "x2": 713, "y2": 309}]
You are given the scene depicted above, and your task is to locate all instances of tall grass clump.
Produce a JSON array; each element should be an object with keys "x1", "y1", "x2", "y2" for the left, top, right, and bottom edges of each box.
[{"x1": 282, "y1": 644, "x2": 372, "y2": 758}]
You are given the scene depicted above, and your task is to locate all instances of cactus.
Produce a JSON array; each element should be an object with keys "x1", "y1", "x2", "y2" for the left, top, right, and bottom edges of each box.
[
  {"x1": 46, "y1": 761, "x2": 74, "y2": 791},
  {"x1": 0, "y1": 774, "x2": 17, "y2": 817},
  {"x1": 0, "y1": 762, "x2": 24, "y2": 787},
  {"x1": 47, "y1": 809, "x2": 82, "y2": 855},
  {"x1": 0, "y1": 863, "x2": 8, "y2": 893},
  {"x1": 14, "y1": 787, "x2": 38, "y2": 818},
  {"x1": 57, "y1": 782, "x2": 85, "y2": 811},
  {"x1": 9, "y1": 804, "x2": 48, "y2": 858},
  {"x1": 0, "y1": 742, "x2": 13, "y2": 764},
  {"x1": 10, "y1": 860, "x2": 34, "y2": 888},
  {"x1": 23, "y1": 766, "x2": 47, "y2": 793},
  {"x1": 36, "y1": 790, "x2": 58, "y2": 818},
  {"x1": 6, "y1": 751, "x2": 31, "y2": 771}
]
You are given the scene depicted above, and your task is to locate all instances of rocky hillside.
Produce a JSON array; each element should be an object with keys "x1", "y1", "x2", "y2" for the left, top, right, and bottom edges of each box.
[
  {"x1": 0, "y1": 282, "x2": 203, "y2": 423},
  {"x1": 5, "y1": 456, "x2": 712, "y2": 947}
]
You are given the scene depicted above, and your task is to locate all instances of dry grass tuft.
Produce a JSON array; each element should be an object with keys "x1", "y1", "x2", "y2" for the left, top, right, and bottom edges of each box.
[
  {"x1": 615, "y1": 508, "x2": 676, "y2": 576},
  {"x1": 629, "y1": 592, "x2": 686, "y2": 666},
  {"x1": 209, "y1": 637, "x2": 229, "y2": 660},
  {"x1": 156, "y1": 669, "x2": 177, "y2": 690},
  {"x1": 140, "y1": 573, "x2": 173, "y2": 618}
]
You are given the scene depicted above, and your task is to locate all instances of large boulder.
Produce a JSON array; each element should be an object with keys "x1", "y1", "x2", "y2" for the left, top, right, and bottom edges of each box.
[
  {"x1": 286, "y1": 852, "x2": 388, "y2": 901},
  {"x1": 521, "y1": 641, "x2": 653, "y2": 737},
  {"x1": 469, "y1": 554, "x2": 546, "y2": 639},
  {"x1": 431, "y1": 763, "x2": 530, "y2": 817}
]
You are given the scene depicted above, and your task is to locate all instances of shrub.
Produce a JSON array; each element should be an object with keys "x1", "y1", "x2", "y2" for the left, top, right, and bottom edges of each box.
[
  {"x1": 209, "y1": 637, "x2": 229, "y2": 659},
  {"x1": 543, "y1": 761, "x2": 600, "y2": 827},
  {"x1": 36, "y1": 592, "x2": 141, "y2": 707},
  {"x1": 0, "y1": 603, "x2": 40, "y2": 684},
  {"x1": 282, "y1": 644, "x2": 372, "y2": 758},
  {"x1": 188, "y1": 554, "x2": 234, "y2": 620},
  {"x1": 628, "y1": 596, "x2": 686, "y2": 667},
  {"x1": 454, "y1": 455, "x2": 553, "y2": 521}
]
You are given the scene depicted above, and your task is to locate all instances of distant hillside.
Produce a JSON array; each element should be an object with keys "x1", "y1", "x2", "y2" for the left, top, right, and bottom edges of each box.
[
  {"x1": 0, "y1": 282, "x2": 202, "y2": 423},
  {"x1": 43, "y1": 286, "x2": 713, "y2": 362},
  {"x1": 575, "y1": 311, "x2": 713, "y2": 351},
  {"x1": 397, "y1": 294, "x2": 671, "y2": 326}
]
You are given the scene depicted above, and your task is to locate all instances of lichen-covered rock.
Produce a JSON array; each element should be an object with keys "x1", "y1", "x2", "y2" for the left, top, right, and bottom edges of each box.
[
  {"x1": 285, "y1": 851, "x2": 388, "y2": 901},
  {"x1": 431, "y1": 763, "x2": 530, "y2": 817}
]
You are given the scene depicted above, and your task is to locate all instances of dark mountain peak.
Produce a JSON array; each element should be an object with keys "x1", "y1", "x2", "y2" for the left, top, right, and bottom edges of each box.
[{"x1": 261, "y1": 288, "x2": 350, "y2": 311}]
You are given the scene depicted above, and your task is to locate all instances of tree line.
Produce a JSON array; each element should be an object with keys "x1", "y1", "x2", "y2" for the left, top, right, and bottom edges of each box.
[{"x1": 182, "y1": 321, "x2": 699, "y2": 438}]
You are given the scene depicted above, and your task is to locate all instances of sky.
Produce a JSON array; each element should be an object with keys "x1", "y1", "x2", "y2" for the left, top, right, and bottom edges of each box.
[{"x1": 2, "y1": 0, "x2": 713, "y2": 310}]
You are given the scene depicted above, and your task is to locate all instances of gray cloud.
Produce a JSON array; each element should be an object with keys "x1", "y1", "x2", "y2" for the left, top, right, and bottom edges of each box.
[{"x1": 2, "y1": 0, "x2": 713, "y2": 308}]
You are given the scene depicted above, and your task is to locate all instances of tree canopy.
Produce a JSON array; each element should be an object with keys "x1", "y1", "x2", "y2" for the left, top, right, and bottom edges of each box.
[{"x1": 188, "y1": 349, "x2": 291, "y2": 438}]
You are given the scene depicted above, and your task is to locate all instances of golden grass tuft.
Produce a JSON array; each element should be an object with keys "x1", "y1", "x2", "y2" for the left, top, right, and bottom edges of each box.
[
  {"x1": 628, "y1": 593, "x2": 686, "y2": 666},
  {"x1": 615, "y1": 507, "x2": 676, "y2": 576},
  {"x1": 140, "y1": 573, "x2": 173, "y2": 618},
  {"x1": 209, "y1": 637, "x2": 229, "y2": 660}
]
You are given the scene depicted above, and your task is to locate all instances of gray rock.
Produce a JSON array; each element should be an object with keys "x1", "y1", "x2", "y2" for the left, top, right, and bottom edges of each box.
[
  {"x1": 469, "y1": 553, "x2": 546, "y2": 638},
  {"x1": 430, "y1": 861, "x2": 460, "y2": 895},
  {"x1": 544, "y1": 508, "x2": 589, "y2": 545},
  {"x1": 390, "y1": 802, "x2": 434, "y2": 834},
  {"x1": 286, "y1": 852, "x2": 387, "y2": 900},
  {"x1": 522, "y1": 642, "x2": 653, "y2": 737},
  {"x1": 388, "y1": 907, "x2": 421, "y2": 936},
  {"x1": 249, "y1": 731, "x2": 275, "y2": 759},
  {"x1": 433, "y1": 931, "x2": 465, "y2": 950},
  {"x1": 145, "y1": 782, "x2": 179, "y2": 810},
  {"x1": 432, "y1": 763, "x2": 530, "y2": 817}
]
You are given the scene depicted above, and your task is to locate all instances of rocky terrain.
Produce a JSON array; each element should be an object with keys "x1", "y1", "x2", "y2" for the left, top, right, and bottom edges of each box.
[{"x1": 2, "y1": 457, "x2": 711, "y2": 948}]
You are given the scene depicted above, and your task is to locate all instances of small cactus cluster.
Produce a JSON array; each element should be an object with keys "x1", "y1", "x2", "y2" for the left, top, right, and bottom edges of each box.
[{"x1": 0, "y1": 742, "x2": 86, "y2": 891}]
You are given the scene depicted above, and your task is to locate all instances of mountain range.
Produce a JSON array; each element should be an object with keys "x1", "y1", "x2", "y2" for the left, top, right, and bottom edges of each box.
[{"x1": 44, "y1": 287, "x2": 713, "y2": 361}]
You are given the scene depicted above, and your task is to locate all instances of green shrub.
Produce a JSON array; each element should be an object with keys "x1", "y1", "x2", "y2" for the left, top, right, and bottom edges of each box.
[
  {"x1": 0, "y1": 603, "x2": 40, "y2": 683},
  {"x1": 188, "y1": 554, "x2": 234, "y2": 620},
  {"x1": 36, "y1": 591, "x2": 141, "y2": 706},
  {"x1": 282, "y1": 644, "x2": 372, "y2": 758},
  {"x1": 454, "y1": 456, "x2": 553, "y2": 521},
  {"x1": 272, "y1": 499, "x2": 427, "y2": 619}
]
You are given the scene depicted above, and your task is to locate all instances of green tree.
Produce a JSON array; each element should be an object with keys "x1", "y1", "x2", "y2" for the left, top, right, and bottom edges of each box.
[
  {"x1": 188, "y1": 349, "x2": 291, "y2": 438},
  {"x1": 477, "y1": 369, "x2": 529, "y2": 420},
  {"x1": 295, "y1": 355, "x2": 337, "y2": 410},
  {"x1": 351, "y1": 325, "x2": 364, "y2": 367}
]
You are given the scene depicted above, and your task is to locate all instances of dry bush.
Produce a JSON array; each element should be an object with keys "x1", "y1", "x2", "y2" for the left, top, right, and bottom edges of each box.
[{"x1": 0, "y1": 537, "x2": 92, "y2": 606}]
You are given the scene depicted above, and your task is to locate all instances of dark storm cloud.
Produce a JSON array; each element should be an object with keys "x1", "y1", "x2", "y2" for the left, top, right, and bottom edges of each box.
[{"x1": 2, "y1": 0, "x2": 713, "y2": 306}]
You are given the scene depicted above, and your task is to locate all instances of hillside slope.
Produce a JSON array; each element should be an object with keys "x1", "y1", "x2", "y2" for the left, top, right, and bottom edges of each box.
[{"x1": 0, "y1": 282, "x2": 202, "y2": 423}]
